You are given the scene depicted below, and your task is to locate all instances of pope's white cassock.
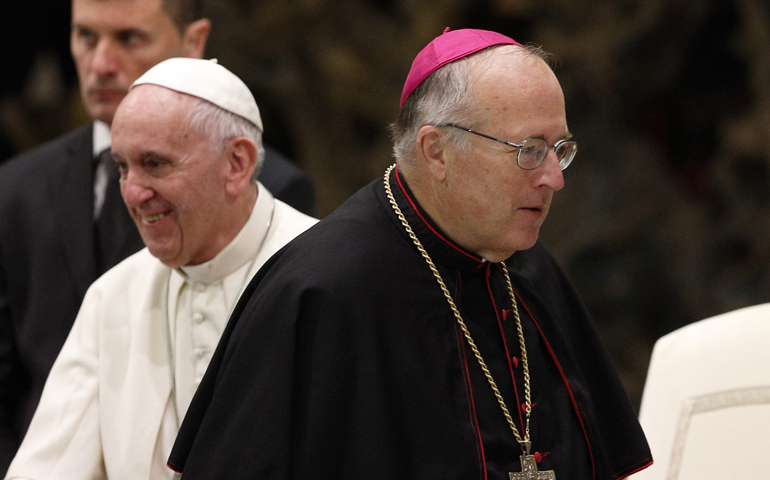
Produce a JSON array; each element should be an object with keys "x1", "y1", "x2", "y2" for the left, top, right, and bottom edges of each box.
[{"x1": 5, "y1": 184, "x2": 317, "y2": 480}]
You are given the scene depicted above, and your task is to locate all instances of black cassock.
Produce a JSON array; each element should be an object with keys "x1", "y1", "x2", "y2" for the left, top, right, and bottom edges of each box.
[{"x1": 169, "y1": 166, "x2": 652, "y2": 480}]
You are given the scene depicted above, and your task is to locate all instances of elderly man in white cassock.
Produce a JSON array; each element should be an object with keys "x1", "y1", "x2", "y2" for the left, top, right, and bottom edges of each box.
[{"x1": 4, "y1": 58, "x2": 317, "y2": 480}]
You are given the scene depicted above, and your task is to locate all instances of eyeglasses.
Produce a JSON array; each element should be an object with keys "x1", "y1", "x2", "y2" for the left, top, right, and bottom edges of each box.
[{"x1": 440, "y1": 123, "x2": 578, "y2": 170}]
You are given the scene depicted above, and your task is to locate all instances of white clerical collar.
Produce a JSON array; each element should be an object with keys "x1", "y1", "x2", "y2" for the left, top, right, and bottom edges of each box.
[
  {"x1": 92, "y1": 120, "x2": 111, "y2": 157},
  {"x1": 179, "y1": 183, "x2": 274, "y2": 284}
]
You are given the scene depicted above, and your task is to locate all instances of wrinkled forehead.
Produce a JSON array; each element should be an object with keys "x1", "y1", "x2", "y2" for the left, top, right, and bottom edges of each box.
[
  {"x1": 464, "y1": 45, "x2": 551, "y2": 83},
  {"x1": 72, "y1": 0, "x2": 166, "y2": 13},
  {"x1": 469, "y1": 51, "x2": 567, "y2": 135},
  {"x1": 121, "y1": 84, "x2": 191, "y2": 113},
  {"x1": 71, "y1": 0, "x2": 173, "y2": 29},
  {"x1": 469, "y1": 49, "x2": 561, "y2": 101},
  {"x1": 112, "y1": 85, "x2": 195, "y2": 138}
]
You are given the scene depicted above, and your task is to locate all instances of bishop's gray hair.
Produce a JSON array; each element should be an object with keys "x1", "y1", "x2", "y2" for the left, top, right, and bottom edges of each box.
[
  {"x1": 185, "y1": 97, "x2": 265, "y2": 182},
  {"x1": 390, "y1": 43, "x2": 551, "y2": 165}
]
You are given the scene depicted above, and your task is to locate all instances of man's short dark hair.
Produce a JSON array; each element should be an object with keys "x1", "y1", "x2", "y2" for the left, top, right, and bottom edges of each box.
[{"x1": 163, "y1": 0, "x2": 203, "y2": 31}]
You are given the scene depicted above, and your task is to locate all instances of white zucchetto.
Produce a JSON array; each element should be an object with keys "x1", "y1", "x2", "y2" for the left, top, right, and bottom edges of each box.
[{"x1": 131, "y1": 57, "x2": 263, "y2": 132}]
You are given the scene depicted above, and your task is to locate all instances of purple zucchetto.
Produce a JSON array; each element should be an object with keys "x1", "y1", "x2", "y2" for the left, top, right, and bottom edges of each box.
[{"x1": 399, "y1": 27, "x2": 521, "y2": 108}]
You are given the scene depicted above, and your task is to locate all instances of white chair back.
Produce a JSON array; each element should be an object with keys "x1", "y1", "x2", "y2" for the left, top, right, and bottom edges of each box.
[{"x1": 635, "y1": 303, "x2": 770, "y2": 480}]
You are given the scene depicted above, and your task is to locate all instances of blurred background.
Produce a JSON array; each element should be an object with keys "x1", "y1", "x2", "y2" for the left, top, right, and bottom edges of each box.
[{"x1": 2, "y1": 0, "x2": 769, "y2": 409}]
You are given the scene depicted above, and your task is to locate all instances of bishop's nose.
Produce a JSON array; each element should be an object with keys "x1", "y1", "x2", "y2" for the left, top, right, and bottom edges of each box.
[{"x1": 536, "y1": 150, "x2": 565, "y2": 192}]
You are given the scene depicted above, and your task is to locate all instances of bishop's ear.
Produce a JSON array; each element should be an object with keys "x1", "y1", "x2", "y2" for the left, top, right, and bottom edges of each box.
[{"x1": 415, "y1": 125, "x2": 448, "y2": 181}]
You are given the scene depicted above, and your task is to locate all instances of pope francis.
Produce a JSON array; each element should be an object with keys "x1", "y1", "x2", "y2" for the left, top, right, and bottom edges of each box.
[{"x1": 4, "y1": 58, "x2": 317, "y2": 480}]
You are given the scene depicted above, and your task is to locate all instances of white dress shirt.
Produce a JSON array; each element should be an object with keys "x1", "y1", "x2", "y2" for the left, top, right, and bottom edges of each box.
[{"x1": 92, "y1": 120, "x2": 112, "y2": 219}]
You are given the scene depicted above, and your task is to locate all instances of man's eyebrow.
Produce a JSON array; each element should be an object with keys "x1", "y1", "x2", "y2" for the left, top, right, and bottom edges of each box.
[
  {"x1": 139, "y1": 151, "x2": 173, "y2": 162},
  {"x1": 116, "y1": 27, "x2": 151, "y2": 38},
  {"x1": 111, "y1": 150, "x2": 173, "y2": 163},
  {"x1": 523, "y1": 132, "x2": 573, "y2": 141},
  {"x1": 70, "y1": 23, "x2": 150, "y2": 37}
]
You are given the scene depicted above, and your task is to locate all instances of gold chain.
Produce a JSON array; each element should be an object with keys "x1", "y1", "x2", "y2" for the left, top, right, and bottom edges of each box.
[{"x1": 383, "y1": 164, "x2": 532, "y2": 452}]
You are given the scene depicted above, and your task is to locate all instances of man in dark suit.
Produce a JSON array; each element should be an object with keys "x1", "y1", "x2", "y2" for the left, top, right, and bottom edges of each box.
[{"x1": 0, "y1": 0, "x2": 315, "y2": 473}]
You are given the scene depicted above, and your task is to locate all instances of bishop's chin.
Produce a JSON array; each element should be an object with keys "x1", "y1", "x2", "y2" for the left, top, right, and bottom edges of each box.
[{"x1": 509, "y1": 232, "x2": 541, "y2": 257}]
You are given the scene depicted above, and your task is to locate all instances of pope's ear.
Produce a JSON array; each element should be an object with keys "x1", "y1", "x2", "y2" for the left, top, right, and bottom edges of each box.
[
  {"x1": 224, "y1": 137, "x2": 257, "y2": 196},
  {"x1": 181, "y1": 18, "x2": 211, "y2": 58},
  {"x1": 415, "y1": 125, "x2": 447, "y2": 181}
]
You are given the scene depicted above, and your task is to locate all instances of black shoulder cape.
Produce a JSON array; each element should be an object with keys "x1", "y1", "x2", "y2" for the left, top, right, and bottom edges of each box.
[{"x1": 169, "y1": 167, "x2": 651, "y2": 480}]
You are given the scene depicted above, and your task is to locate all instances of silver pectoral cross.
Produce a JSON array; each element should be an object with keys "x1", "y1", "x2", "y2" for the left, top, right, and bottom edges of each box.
[{"x1": 509, "y1": 454, "x2": 555, "y2": 480}]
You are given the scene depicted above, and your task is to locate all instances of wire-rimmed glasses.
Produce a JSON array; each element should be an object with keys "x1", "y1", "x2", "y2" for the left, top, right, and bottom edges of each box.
[{"x1": 440, "y1": 123, "x2": 577, "y2": 170}]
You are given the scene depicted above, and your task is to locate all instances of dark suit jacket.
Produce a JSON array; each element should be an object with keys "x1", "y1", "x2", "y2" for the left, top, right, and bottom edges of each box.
[{"x1": 0, "y1": 123, "x2": 315, "y2": 474}]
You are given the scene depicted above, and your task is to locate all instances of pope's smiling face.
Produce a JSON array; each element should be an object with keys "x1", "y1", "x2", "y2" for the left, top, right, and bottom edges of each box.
[{"x1": 111, "y1": 85, "x2": 233, "y2": 268}]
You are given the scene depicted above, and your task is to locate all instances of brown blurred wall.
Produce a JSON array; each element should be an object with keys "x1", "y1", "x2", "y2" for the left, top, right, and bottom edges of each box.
[{"x1": 3, "y1": 0, "x2": 770, "y2": 408}]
